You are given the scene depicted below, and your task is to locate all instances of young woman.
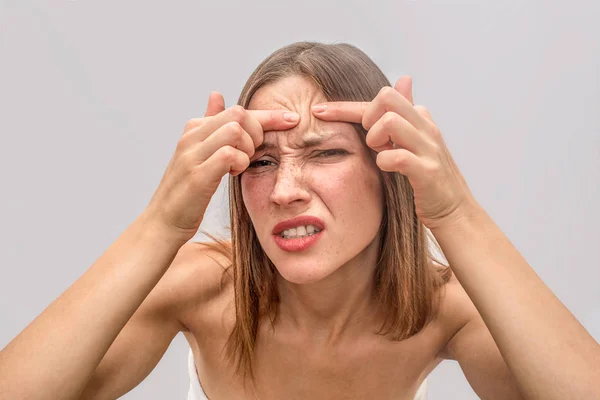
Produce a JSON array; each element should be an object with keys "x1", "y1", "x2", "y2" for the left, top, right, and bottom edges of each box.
[{"x1": 0, "y1": 42, "x2": 597, "y2": 400}]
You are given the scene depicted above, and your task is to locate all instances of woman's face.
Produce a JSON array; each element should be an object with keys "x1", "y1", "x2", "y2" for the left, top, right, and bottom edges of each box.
[{"x1": 242, "y1": 75, "x2": 384, "y2": 285}]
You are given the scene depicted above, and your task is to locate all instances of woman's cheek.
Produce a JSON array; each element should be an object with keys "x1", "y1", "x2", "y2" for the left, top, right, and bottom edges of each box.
[
  {"x1": 313, "y1": 163, "x2": 360, "y2": 197},
  {"x1": 241, "y1": 174, "x2": 272, "y2": 215}
]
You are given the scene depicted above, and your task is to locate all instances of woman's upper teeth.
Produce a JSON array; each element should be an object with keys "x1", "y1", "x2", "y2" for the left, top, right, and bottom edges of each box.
[{"x1": 281, "y1": 225, "x2": 322, "y2": 237}]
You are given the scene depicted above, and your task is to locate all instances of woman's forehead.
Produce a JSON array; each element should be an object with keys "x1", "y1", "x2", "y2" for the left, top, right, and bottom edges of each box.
[
  {"x1": 248, "y1": 75, "x2": 357, "y2": 143},
  {"x1": 247, "y1": 75, "x2": 327, "y2": 112}
]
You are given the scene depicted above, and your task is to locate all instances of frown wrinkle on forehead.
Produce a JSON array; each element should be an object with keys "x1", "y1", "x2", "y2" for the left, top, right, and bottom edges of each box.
[
  {"x1": 248, "y1": 76, "x2": 359, "y2": 154},
  {"x1": 249, "y1": 77, "x2": 327, "y2": 144},
  {"x1": 248, "y1": 75, "x2": 326, "y2": 115}
]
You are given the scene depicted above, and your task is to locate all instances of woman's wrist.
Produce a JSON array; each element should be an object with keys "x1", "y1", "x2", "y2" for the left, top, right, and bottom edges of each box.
[{"x1": 135, "y1": 209, "x2": 195, "y2": 250}]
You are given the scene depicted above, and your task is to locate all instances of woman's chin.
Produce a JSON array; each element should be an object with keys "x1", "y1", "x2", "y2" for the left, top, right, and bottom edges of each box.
[{"x1": 275, "y1": 262, "x2": 335, "y2": 285}]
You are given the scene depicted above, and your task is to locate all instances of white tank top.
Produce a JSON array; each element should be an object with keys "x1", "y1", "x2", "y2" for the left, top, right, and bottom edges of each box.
[{"x1": 187, "y1": 348, "x2": 428, "y2": 399}]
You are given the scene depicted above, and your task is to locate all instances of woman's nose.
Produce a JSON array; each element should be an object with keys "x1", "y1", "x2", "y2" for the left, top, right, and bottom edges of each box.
[{"x1": 269, "y1": 165, "x2": 310, "y2": 207}]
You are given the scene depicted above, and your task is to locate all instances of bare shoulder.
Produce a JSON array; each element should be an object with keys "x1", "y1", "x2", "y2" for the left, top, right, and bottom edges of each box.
[
  {"x1": 140, "y1": 239, "x2": 233, "y2": 332},
  {"x1": 435, "y1": 269, "x2": 480, "y2": 360}
]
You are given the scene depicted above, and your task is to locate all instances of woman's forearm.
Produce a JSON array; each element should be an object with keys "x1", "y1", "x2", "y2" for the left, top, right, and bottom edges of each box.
[
  {"x1": 0, "y1": 212, "x2": 187, "y2": 399},
  {"x1": 431, "y1": 205, "x2": 600, "y2": 399}
]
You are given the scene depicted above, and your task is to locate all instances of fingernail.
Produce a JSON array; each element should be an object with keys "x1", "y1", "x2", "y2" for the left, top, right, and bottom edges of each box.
[
  {"x1": 312, "y1": 104, "x2": 327, "y2": 113},
  {"x1": 284, "y1": 112, "x2": 299, "y2": 122}
]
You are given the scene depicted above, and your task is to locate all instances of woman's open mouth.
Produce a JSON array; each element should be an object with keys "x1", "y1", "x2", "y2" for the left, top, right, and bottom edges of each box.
[
  {"x1": 273, "y1": 229, "x2": 324, "y2": 252},
  {"x1": 271, "y1": 215, "x2": 326, "y2": 252}
]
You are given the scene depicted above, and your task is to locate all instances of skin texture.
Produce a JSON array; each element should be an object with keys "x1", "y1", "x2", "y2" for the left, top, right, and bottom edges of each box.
[{"x1": 241, "y1": 75, "x2": 386, "y2": 337}]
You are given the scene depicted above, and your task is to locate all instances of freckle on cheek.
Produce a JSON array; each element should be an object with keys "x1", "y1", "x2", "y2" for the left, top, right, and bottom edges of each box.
[{"x1": 243, "y1": 180, "x2": 272, "y2": 213}]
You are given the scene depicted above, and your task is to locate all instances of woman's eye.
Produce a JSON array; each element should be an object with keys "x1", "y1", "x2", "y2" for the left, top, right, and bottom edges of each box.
[
  {"x1": 317, "y1": 149, "x2": 347, "y2": 157},
  {"x1": 248, "y1": 160, "x2": 275, "y2": 169}
]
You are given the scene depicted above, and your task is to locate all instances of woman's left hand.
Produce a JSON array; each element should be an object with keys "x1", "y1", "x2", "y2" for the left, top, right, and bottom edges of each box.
[{"x1": 311, "y1": 76, "x2": 481, "y2": 231}]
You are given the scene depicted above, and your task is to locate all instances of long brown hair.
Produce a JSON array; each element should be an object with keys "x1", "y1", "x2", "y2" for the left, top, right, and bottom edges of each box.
[{"x1": 204, "y1": 41, "x2": 452, "y2": 379}]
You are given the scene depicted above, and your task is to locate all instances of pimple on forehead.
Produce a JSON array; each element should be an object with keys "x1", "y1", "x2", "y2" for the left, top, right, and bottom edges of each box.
[{"x1": 248, "y1": 76, "x2": 334, "y2": 142}]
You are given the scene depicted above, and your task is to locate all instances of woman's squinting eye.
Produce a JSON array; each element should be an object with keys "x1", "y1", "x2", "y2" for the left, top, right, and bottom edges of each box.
[
  {"x1": 316, "y1": 149, "x2": 348, "y2": 157},
  {"x1": 247, "y1": 149, "x2": 348, "y2": 169}
]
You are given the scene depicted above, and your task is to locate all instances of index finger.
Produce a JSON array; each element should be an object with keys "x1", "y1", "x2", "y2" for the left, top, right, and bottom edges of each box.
[
  {"x1": 247, "y1": 109, "x2": 300, "y2": 132},
  {"x1": 310, "y1": 102, "x2": 370, "y2": 124}
]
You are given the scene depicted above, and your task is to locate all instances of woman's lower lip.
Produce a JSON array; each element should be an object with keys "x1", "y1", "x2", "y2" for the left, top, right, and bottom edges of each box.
[{"x1": 273, "y1": 231, "x2": 324, "y2": 252}]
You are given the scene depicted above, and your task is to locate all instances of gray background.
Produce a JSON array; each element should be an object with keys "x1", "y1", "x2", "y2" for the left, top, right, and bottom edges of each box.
[{"x1": 1, "y1": 1, "x2": 598, "y2": 399}]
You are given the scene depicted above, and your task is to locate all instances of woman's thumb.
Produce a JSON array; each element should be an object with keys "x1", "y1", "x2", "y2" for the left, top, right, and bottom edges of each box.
[
  {"x1": 393, "y1": 76, "x2": 414, "y2": 105},
  {"x1": 204, "y1": 91, "x2": 226, "y2": 117}
]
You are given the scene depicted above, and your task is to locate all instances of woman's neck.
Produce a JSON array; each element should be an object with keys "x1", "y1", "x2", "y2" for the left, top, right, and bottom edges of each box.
[{"x1": 274, "y1": 238, "x2": 382, "y2": 345}]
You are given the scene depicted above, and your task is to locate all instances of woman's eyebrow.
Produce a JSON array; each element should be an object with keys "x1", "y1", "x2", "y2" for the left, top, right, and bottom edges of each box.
[{"x1": 255, "y1": 132, "x2": 345, "y2": 152}]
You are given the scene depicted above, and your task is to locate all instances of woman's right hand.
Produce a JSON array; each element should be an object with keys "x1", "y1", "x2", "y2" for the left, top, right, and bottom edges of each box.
[{"x1": 144, "y1": 92, "x2": 300, "y2": 242}]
